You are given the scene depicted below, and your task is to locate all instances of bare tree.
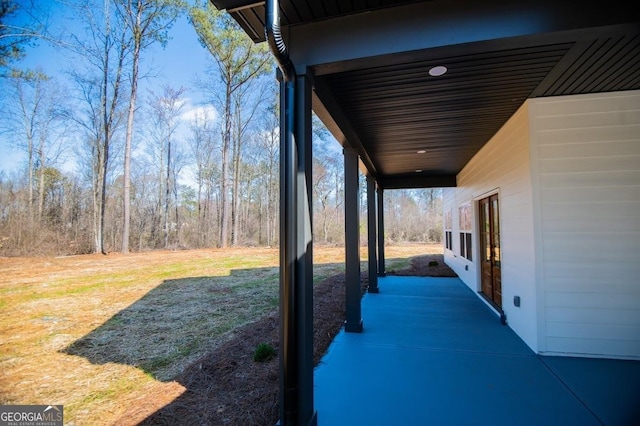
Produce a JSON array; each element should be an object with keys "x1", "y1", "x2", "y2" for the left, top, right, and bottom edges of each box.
[
  {"x1": 187, "y1": 107, "x2": 219, "y2": 247},
  {"x1": 0, "y1": 1, "x2": 446, "y2": 256},
  {"x1": 230, "y1": 78, "x2": 268, "y2": 245},
  {"x1": 2, "y1": 69, "x2": 67, "y2": 232},
  {"x1": 6, "y1": 69, "x2": 47, "y2": 225},
  {"x1": 148, "y1": 85, "x2": 185, "y2": 248},
  {"x1": 253, "y1": 99, "x2": 279, "y2": 246},
  {"x1": 116, "y1": 0, "x2": 181, "y2": 254},
  {"x1": 63, "y1": 0, "x2": 129, "y2": 254},
  {"x1": 312, "y1": 130, "x2": 344, "y2": 245},
  {"x1": 189, "y1": 0, "x2": 271, "y2": 247}
]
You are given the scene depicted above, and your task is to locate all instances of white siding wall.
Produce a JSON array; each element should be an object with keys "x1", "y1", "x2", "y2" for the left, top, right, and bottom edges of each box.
[
  {"x1": 443, "y1": 102, "x2": 538, "y2": 352},
  {"x1": 530, "y1": 90, "x2": 640, "y2": 359}
]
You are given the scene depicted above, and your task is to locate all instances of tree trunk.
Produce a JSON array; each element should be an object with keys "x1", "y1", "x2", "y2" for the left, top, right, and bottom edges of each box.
[
  {"x1": 93, "y1": 156, "x2": 101, "y2": 254},
  {"x1": 122, "y1": 43, "x2": 140, "y2": 253},
  {"x1": 37, "y1": 146, "x2": 45, "y2": 222},
  {"x1": 231, "y1": 120, "x2": 241, "y2": 246},
  {"x1": 121, "y1": 0, "x2": 146, "y2": 254},
  {"x1": 97, "y1": 40, "x2": 109, "y2": 255},
  {"x1": 219, "y1": 80, "x2": 232, "y2": 247},
  {"x1": 27, "y1": 133, "x2": 34, "y2": 227},
  {"x1": 164, "y1": 136, "x2": 171, "y2": 249}
]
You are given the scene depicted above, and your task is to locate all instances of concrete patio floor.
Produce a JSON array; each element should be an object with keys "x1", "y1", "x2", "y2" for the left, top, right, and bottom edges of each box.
[{"x1": 314, "y1": 276, "x2": 640, "y2": 426}]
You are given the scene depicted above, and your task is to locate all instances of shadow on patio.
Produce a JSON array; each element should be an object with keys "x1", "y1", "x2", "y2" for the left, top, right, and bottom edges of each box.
[{"x1": 314, "y1": 276, "x2": 640, "y2": 426}]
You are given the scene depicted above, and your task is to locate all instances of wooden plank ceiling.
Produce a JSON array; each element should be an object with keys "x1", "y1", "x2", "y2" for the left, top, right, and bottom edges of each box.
[{"x1": 212, "y1": 0, "x2": 640, "y2": 188}]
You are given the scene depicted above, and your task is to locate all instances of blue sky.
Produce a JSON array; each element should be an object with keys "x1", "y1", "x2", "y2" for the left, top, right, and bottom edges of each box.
[{"x1": 0, "y1": 6, "x2": 216, "y2": 175}]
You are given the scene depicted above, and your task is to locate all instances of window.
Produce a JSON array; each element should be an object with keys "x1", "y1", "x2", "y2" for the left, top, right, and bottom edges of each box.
[
  {"x1": 459, "y1": 202, "x2": 472, "y2": 261},
  {"x1": 465, "y1": 232, "x2": 472, "y2": 261},
  {"x1": 444, "y1": 210, "x2": 453, "y2": 250}
]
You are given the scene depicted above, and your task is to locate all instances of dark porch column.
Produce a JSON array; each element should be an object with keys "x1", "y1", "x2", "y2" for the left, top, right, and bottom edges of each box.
[
  {"x1": 344, "y1": 146, "x2": 363, "y2": 333},
  {"x1": 278, "y1": 71, "x2": 317, "y2": 425},
  {"x1": 377, "y1": 187, "x2": 386, "y2": 277},
  {"x1": 366, "y1": 174, "x2": 379, "y2": 293}
]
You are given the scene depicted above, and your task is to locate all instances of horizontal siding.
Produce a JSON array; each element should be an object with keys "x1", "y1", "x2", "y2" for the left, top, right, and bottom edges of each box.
[
  {"x1": 541, "y1": 218, "x2": 640, "y2": 233},
  {"x1": 536, "y1": 94, "x2": 640, "y2": 115},
  {"x1": 546, "y1": 307, "x2": 640, "y2": 326},
  {"x1": 541, "y1": 186, "x2": 640, "y2": 204},
  {"x1": 539, "y1": 170, "x2": 640, "y2": 188},
  {"x1": 543, "y1": 263, "x2": 640, "y2": 283},
  {"x1": 546, "y1": 322, "x2": 640, "y2": 341},
  {"x1": 541, "y1": 201, "x2": 640, "y2": 221},
  {"x1": 536, "y1": 110, "x2": 640, "y2": 131},
  {"x1": 530, "y1": 90, "x2": 640, "y2": 359},
  {"x1": 538, "y1": 139, "x2": 640, "y2": 159},
  {"x1": 534, "y1": 125, "x2": 640, "y2": 145},
  {"x1": 543, "y1": 277, "x2": 640, "y2": 294},
  {"x1": 444, "y1": 101, "x2": 538, "y2": 351},
  {"x1": 542, "y1": 234, "x2": 638, "y2": 263},
  {"x1": 546, "y1": 291, "x2": 639, "y2": 310},
  {"x1": 539, "y1": 155, "x2": 640, "y2": 173}
]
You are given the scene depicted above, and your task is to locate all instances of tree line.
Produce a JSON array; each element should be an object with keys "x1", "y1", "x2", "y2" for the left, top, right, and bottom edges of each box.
[{"x1": 0, "y1": 0, "x2": 442, "y2": 257}]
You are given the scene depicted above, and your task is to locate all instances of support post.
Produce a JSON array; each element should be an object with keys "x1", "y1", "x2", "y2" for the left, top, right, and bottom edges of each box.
[
  {"x1": 344, "y1": 146, "x2": 363, "y2": 333},
  {"x1": 366, "y1": 175, "x2": 379, "y2": 293},
  {"x1": 294, "y1": 72, "x2": 316, "y2": 426},
  {"x1": 377, "y1": 187, "x2": 386, "y2": 277},
  {"x1": 278, "y1": 71, "x2": 317, "y2": 426}
]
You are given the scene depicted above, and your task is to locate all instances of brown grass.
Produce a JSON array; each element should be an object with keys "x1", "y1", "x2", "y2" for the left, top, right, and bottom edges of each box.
[{"x1": 0, "y1": 244, "x2": 446, "y2": 425}]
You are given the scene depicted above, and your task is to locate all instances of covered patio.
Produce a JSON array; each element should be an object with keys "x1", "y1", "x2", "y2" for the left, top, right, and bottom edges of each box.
[
  {"x1": 314, "y1": 275, "x2": 640, "y2": 426},
  {"x1": 208, "y1": 1, "x2": 640, "y2": 424}
]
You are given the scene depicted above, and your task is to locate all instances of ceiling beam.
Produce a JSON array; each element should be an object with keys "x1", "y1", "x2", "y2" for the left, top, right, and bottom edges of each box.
[{"x1": 378, "y1": 175, "x2": 457, "y2": 189}]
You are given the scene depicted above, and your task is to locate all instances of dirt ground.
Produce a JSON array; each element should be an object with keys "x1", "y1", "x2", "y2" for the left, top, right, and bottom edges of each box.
[{"x1": 122, "y1": 251, "x2": 456, "y2": 426}]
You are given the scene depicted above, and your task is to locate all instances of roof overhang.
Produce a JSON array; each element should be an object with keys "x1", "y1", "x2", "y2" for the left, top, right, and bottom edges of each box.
[{"x1": 212, "y1": 0, "x2": 640, "y2": 189}]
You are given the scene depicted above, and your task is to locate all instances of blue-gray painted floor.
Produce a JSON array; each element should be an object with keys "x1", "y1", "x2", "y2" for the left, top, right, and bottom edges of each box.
[{"x1": 314, "y1": 276, "x2": 640, "y2": 426}]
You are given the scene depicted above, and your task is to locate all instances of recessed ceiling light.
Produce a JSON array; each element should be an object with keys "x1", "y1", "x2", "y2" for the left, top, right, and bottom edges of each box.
[
  {"x1": 417, "y1": 150, "x2": 426, "y2": 154},
  {"x1": 415, "y1": 169, "x2": 422, "y2": 173},
  {"x1": 428, "y1": 65, "x2": 447, "y2": 77}
]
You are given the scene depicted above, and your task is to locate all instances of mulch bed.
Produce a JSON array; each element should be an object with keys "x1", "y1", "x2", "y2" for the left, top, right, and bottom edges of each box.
[
  {"x1": 132, "y1": 254, "x2": 456, "y2": 425},
  {"x1": 386, "y1": 253, "x2": 458, "y2": 278}
]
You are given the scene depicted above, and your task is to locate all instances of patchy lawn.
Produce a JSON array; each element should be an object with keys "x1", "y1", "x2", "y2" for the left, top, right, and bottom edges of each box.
[{"x1": 0, "y1": 244, "x2": 447, "y2": 425}]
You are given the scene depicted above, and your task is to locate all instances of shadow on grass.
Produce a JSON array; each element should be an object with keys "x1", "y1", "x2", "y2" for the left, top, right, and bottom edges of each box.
[
  {"x1": 61, "y1": 254, "x2": 445, "y2": 424},
  {"x1": 61, "y1": 265, "x2": 287, "y2": 381}
]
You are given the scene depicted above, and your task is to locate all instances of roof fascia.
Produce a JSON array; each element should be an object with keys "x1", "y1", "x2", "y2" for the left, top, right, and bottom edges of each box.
[{"x1": 285, "y1": 0, "x2": 638, "y2": 73}]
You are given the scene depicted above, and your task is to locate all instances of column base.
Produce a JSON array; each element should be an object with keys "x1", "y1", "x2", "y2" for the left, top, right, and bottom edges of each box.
[
  {"x1": 344, "y1": 319, "x2": 363, "y2": 333},
  {"x1": 368, "y1": 286, "x2": 380, "y2": 293}
]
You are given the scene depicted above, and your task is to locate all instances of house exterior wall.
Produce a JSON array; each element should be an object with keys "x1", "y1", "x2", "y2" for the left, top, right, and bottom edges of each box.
[
  {"x1": 444, "y1": 90, "x2": 640, "y2": 359},
  {"x1": 529, "y1": 90, "x2": 640, "y2": 359},
  {"x1": 443, "y1": 102, "x2": 539, "y2": 352}
]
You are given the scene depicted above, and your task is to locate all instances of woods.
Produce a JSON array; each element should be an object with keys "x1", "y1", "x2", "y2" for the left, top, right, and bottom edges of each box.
[{"x1": 0, "y1": 0, "x2": 443, "y2": 257}]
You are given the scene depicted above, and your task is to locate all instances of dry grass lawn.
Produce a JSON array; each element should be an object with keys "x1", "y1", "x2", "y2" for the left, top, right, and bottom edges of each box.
[{"x1": 0, "y1": 244, "x2": 441, "y2": 425}]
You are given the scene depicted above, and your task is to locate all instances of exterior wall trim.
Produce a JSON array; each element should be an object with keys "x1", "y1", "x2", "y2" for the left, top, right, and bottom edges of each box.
[{"x1": 528, "y1": 99, "x2": 547, "y2": 354}]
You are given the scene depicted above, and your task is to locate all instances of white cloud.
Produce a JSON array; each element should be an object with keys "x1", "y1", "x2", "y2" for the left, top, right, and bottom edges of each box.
[{"x1": 180, "y1": 104, "x2": 219, "y2": 124}]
